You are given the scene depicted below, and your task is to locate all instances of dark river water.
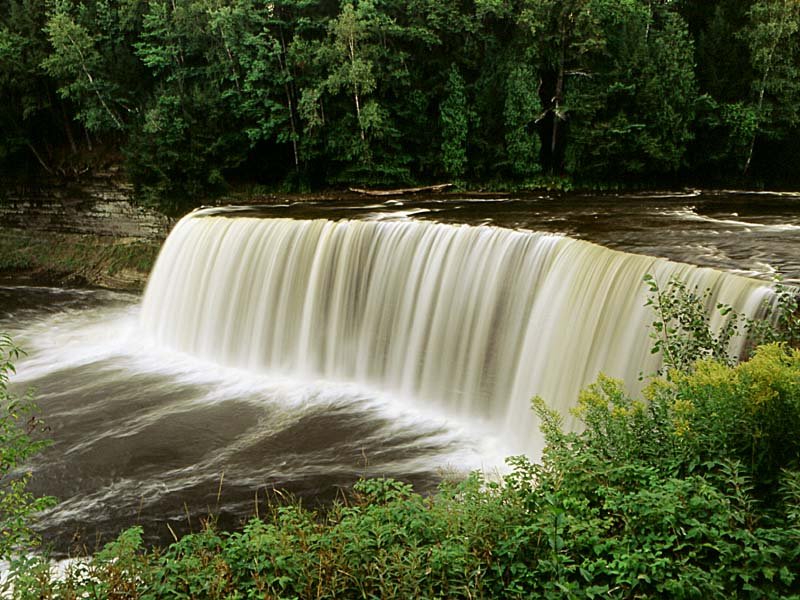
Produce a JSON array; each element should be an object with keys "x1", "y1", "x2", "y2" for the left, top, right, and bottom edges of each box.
[
  {"x1": 222, "y1": 190, "x2": 800, "y2": 282},
  {"x1": 2, "y1": 190, "x2": 798, "y2": 556}
]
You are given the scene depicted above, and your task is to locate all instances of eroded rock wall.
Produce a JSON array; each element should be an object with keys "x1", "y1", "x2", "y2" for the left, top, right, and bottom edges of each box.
[{"x1": 0, "y1": 174, "x2": 172, "y2": 239}]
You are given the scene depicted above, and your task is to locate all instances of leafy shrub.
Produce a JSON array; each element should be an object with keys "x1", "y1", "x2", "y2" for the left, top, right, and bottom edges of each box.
[
  {"x1": 750, "y1": 281, "x2": 800, "y2": 350},
  {"x1": 520, "y1": 342, "x2": 800, "y2": 598},
  {"x1": 0, "y1": 335, "x2": 55, "y2": 562},
  {"x1": 644, "y1": 274, "x2": 800, "y2": 375},
  {"x1": 643, "y1": 273, "x2": 743, "y2": 372}
]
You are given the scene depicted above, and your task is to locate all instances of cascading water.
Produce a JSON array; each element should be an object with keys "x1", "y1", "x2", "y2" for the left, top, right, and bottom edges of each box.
[{"x1": 140, "y1": 211, "x2": 773, "y2": 456}]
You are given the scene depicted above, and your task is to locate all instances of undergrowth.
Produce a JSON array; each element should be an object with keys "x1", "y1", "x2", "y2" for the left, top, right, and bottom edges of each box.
[
  {"x1": 0, "y1": 335, "x2": 55, "y2": 561},
  {"x1": 0, "y1": 229, "x2": 159, "y2": 287},
  {"x1": 3, "y1": 277, "x2": 800, "y2": 598}
]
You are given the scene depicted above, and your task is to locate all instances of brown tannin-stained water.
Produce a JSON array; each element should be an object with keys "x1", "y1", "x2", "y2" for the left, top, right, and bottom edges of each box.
[{"x1": 2, "y1": 190, "x2": 798, "y2": 554}]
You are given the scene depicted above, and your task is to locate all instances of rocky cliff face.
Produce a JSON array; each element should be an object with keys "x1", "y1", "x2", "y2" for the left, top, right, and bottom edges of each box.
[
  {"x1": 0, "y1": 174, "x2": 172, "y2": 239},
  {"x1": 0, "y1": 174, "x2": 170, "y2": 289}
]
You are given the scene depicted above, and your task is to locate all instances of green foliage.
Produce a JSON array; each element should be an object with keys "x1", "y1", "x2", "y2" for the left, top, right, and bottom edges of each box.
[
  {"x1": 0, "y1": 335, "x2": 55, "y2": 564},
  {"x1": 753, "y1": 280, "x2": 800, "y2": 348},
  {"x1": 14, "y1": 311, "x2": 800, "y2": 598},
  {"x1": 41, "y1": 0, "x2": 124, "y2": 133},
  {"x1": 6, "y1": 0, "x2": 800, "y2": 207},
  {"x1": 296, "y1": 0, "x2": 415, "y2": 186},
  {"x1": 643, "y1": 274, "x2": 800, "y2": 376},
  {"x1": 742, "y1": 0, "x2": 800, "y2": 173},
  {"x1": 563, "y1": 1, "x2": 698, "y2": 177},
  {"x1": 440, "y1": 64, "x2": 468, "y2": 180},
  {"x1": 643, "y1": 273, "x2": 743, "y2": 373},
  {"x1": 521, "y1": 341, "x2": 800, "y2": 598},
  {"x1": 24, "y1": 475, "x2": 520, "y2": 598},
  {"x1": 0, "y1": 2, "x2": 799, "y2": 197},
  {"x1": 504, "y1": 64, "x2": 541, "y2": 179},
  {"x1": 125, "y1": 0, "x2": 262, "y2": 211},
  {"x1": 692, "y1": 97, "x2": 758, "y2": 173}
]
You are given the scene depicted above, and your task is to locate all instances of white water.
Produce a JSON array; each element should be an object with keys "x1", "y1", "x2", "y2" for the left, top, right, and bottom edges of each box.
[
  {"x1": 140, "y1": 214, "x2": 773, "y2": 457},
  {"x1": 666, "y1": 206, "x2": 800, "y2": 232}
]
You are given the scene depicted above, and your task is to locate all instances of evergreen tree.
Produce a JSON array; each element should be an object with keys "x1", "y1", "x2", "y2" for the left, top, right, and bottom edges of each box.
[
  {"x1": 504, "y1": 64, "x2": 541, "y2": 179},
  {"x1": 3, "y1": 0, "x2": 800, "y2": 206},
  {"x1": 440, "y1": 65, "x2": 468, "y2": 180},
  {"x1": 564, "y1": 1, "x2": 697, "y2": 177}
]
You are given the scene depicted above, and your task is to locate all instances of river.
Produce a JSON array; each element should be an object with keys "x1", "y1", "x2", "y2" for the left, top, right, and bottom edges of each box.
[{"x1": 2, "y1": 190, "x2": 798, "y2": 555}]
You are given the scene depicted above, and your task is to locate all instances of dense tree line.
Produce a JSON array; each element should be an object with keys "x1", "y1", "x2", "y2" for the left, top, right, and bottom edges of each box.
[{"x1": 2, "y1": 0, "x2": 800, "y2": 209}]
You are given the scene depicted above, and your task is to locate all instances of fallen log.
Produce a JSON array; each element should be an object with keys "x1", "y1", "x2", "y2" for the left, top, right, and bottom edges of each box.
[{"x1": 349, "y1": 183, "x2": 453, "y2": 196}]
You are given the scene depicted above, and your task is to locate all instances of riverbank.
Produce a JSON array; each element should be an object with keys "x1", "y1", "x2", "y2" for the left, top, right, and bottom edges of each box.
[
  {"x1": 0, "y1": 229, "x2": 160, "y2": 290},
  {"x1": 11, "y1": 342, "x2": 800, "y2": 599},
  {"x1": 0, "y1": 173, "x2": 170, "y2": 290},
  {"x1": 3, "y1": 185, "x2": 799, "y2": 291},
  {"x1": 2, "y1": 187, "x2": 799, "y2": 597}
]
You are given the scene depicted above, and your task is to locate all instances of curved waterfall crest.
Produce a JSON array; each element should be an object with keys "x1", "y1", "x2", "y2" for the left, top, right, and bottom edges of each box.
[{"x1": 140, "y1": 214, "x2": 772, "y2": 455}]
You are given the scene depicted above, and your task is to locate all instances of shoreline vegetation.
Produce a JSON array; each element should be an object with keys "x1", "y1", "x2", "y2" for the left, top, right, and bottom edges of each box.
[
  {"x1": 3, "y1": 0, "x2": 800, "y2": 593},
  {"x1": 0, "y1": 228, "x2": 160, "y2": 291},
  {"x1": 4, "y1": 0, "x2": 800, "y2": 213},
  {"x1": 2, "y1": 282, "x2": 799, "y2": 598}
]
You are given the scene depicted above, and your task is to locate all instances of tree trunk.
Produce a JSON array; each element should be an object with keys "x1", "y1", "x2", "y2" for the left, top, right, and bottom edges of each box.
[
  {"x1": 64, "y1": 31, "x2": 124, "y2": 130},
  {"x1": 550, "y1": 30, "x2": 567, "y2": 173},
  {"x1": 743, "y1": 85, "x2": 766, "y2": 176},
  {"x1": 25, "y1": 143, "x2": 55, "y2": 174},
  {"x1": 278, "y1": 27, "x2": 300, "y2": 170},
  {"x1": 744, "y1": 0, "x2": 789, "y2": 175},
  {"x1": 61, "y1": 100, "x2": 78, "y2": 154},
  {"x1": 348, "y1": 34, "x2": 366, "y2": 142}
]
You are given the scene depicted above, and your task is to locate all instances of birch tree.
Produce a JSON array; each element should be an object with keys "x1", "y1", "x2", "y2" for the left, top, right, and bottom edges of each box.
[
  {"x1": 742, "y1": 0, "x2": 800, "y2": 174},
  {"x1": 41, "y1": 0, "x2": 125, "y2": 132}
]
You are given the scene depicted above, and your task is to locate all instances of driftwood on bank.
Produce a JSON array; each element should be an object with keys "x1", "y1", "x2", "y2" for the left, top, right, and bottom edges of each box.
[{"x1": 348, "y1": 183, "x2": 453, "y2": 196}]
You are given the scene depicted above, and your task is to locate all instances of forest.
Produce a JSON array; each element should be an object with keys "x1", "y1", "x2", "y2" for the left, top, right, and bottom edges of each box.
[{"x1": 2, "y1": 0, "x2": 800, "y2": 210}]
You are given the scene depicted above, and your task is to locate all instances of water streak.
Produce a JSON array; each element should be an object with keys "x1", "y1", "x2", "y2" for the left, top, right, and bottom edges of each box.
[{"x1": 141, "y1": 215, "x2": 772, "y2": 456}]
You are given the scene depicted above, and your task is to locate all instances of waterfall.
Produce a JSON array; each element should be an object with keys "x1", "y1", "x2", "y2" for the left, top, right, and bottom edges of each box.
[{"x1": 140, "y1": 213, "x2": 772, "y2": 456}]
